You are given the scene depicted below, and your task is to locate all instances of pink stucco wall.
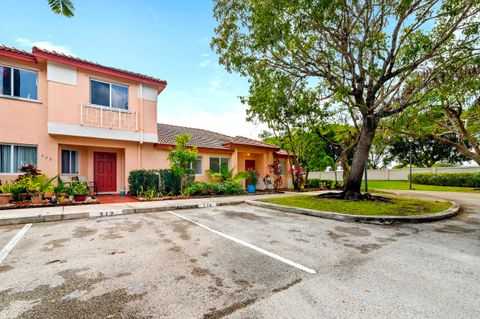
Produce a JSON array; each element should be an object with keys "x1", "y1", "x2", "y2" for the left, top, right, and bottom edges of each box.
[
  {"x1": 0, "y1": 53, "x2": 290, "y2": 193},
  {"x1": 0, "y1": 55, "x2": 162, "y2": 192}
]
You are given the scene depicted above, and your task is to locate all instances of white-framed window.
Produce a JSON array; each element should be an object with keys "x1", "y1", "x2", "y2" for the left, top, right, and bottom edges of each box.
[
  {"x1": 90, "y1": 79, "x2": 128, "y2": 109},
  {"x1": 209, "y1": 157, "x2": 229, "y2": 173},
  {"x1": 0, "y1": 144, "x2": 37, "y2": 173},
  {"x1": 61, "y1": 149, "x2": 79, "y2": 174},
  {"x1": 189, "y1": 156, "x2": 203, "y2": 175},
  {"x1": 0, "y1": 64, "x2": 38, "y2": 100}
]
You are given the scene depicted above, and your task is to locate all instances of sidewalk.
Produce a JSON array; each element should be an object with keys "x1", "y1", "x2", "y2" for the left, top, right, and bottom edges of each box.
[{"x1": 0, "y1": 192, "x2": 308, "y2": 226}]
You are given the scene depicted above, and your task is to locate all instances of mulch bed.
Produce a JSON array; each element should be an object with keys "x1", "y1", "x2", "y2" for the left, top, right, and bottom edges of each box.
[
  {"x1": 135, "y1": 190, "x2": 285, "y2": 202},
  {"x1": 0, "y1": 200, "x2": 100, "y2": 211}
]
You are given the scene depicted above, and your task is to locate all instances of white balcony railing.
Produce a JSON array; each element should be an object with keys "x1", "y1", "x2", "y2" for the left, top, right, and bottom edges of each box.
[{"x1": 80, "y1": 103, "x2": 138, "y2": 131}]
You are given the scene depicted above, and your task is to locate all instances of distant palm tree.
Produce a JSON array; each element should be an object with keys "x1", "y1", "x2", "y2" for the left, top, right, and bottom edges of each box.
[{"x1": 47, "y1": 0, "x2": 75, "y2": 17}]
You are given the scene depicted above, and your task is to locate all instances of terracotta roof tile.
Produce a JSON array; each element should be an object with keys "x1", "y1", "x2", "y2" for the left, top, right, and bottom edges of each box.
[
  {"x1": 157, "y1": 123, "x2": 232, "y2": 150},
  {"x1": 0, "y1": 45, "x2": 34, "y2": 57},
  {"x1": 156, "y1": 124, "x2": 281, "y2": 151},
  {"x1": 32, "y1": 46, "x2": 167, "y2": 86},
  {"x1": 227, "y1": 136, "x2": 280, "y2": 150},
  {"x1": 275, "y1": 149, "x2": 290, "y2": 156}
]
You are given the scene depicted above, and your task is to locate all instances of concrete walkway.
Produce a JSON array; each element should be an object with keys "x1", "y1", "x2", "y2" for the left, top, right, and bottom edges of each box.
[{"x1": 0, "y1": 192, "x2": 308, "y2": 226}]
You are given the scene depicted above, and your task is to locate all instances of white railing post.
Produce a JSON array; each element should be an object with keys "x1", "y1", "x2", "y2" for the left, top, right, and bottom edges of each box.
[
  {"x1": 80, "y1": 103, "x2": 83, "y2": 126},
  {"x1": 135, "y1": 112, "x2": 138, "y2": 131}
]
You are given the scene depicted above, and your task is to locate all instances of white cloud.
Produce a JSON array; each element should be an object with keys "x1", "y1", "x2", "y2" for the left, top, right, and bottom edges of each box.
[
  {"x1": 15, "y1": 37, "x2": 73, "y2": 55},
  {"x1": 196, "y1": 37, "x2": 210, "y2": 44},
  {"x1": 199, "y1": 59, "x2": 211, "y2": 68},
  {"x1": 158, "y1": 104, "x2": 266, "y2": 139}
]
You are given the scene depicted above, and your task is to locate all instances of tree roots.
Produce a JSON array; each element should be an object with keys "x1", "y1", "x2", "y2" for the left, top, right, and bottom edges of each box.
[{"x1": 316, "y1": 191, "x2": 391, "y2": 202}]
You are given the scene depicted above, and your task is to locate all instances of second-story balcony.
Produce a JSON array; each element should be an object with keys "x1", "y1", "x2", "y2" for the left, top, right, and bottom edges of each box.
[{"x1": 80, "y1": 103, "x2": 138, "y2": 131}]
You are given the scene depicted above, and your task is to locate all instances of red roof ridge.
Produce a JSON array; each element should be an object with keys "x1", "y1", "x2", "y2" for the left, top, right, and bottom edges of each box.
[
  {"x1": 0, "y1": 45, "x2": 36, "y2": 62},
  {"x1": 31, "y1": 46, "x2": 167, "y2": 88}
]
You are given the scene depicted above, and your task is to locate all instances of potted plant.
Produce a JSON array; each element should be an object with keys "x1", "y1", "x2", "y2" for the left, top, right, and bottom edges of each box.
[
  {"x1": 27, "y1": 174, "x2": 55, "y2": 205},
  {"x1": 247, "y1": 169, "x2": 259, "y2": 193},
  {"x1": 27, "y1": 178, "x2": 43, "y2": 204},
  {"x1": 71, "y1": 181, "x2": 89, "y2": 202},
  {"x1": 0, "y1": 182, "x2": 13, "y2": 205}
]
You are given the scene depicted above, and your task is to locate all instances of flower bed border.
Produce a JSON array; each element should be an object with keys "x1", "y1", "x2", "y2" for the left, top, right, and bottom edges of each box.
[{"x1": 0, "y1": 200, "x2": 100, "y2": 210}]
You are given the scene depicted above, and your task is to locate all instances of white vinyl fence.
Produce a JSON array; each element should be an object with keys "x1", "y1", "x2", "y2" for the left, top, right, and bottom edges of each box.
[{"x1": 309, "y1": 166, "x2": 480, "y2": 181}]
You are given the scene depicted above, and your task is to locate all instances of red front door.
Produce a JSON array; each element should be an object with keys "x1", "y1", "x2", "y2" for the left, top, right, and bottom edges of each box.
[
  {"x1": 245, "y1": 159, "x2": 255, "y2": 171},
  {"x1": 94, "y1": 152, "x2": 116, "y2": 193}
]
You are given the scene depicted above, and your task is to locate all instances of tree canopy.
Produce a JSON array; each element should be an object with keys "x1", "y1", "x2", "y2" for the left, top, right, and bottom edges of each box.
[{"x1": 212, "y1": 0, "x2": 480, "y2": 198}]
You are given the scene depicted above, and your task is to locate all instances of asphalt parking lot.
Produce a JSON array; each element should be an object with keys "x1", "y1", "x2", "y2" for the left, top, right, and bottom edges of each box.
[{"x1": 0, "y1": 192, "x2": 479, "y2": 319}]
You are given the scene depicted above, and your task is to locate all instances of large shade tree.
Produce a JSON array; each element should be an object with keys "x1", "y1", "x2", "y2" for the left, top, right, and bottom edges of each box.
[
  {"x1": 385, "y1": 135, "x2": 468, "y2": 167},
  {"x1": 399, "y1": 58, "x2": 480, "y2": 165},
  {"x1": 212, "y1": 0, "x2": 480, "y2": 199}
]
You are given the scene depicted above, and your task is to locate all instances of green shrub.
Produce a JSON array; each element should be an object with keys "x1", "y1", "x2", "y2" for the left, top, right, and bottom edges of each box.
[
  {"x1": 307, "y1": 178, "x2": 334, "y2": 189},
  {"x1": 128, "y1": 169, "x2": 194, "y2": 196},
  {"x1": 410, "y1": 172, "x2": 480, "y2": 187},
  {"x1": 184, "y1": 181, "x2": 246, "y2": 196}
]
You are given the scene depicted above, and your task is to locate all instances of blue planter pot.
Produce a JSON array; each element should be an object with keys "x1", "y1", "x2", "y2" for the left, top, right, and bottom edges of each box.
[{"x1": 247, "y1": 185, "x2": 256, "y2": 193}]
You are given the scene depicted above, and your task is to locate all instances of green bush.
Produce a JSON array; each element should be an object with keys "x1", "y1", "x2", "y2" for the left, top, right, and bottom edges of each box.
[
  {"x1": 128, "y1": 169, "x2": 194, "y2": 196},
  {"x1": 410, "y1": 172, "x2": 480, "y2": 187},
  {"x1": 183, "y1": 181, "x2": 246, "y2": 196},
  {"x1": 307, "y1": 178, "x2": 334, "y2": 189}
]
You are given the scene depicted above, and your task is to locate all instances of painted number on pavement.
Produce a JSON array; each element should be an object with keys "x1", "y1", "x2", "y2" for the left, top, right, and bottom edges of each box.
[{"x1": 90, "y1": 209, "x2": 122, "y2": 217}]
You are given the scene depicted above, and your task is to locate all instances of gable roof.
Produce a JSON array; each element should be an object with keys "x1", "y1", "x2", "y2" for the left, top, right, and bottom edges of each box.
[{"x1": 156, "y1": 123, "x2": 281, "y2": 152}]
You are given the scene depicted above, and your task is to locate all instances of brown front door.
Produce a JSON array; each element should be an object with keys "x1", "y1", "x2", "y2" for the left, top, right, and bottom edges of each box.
[{"x1": 94, "y1": 152, "x2": 116, "y2": 193}]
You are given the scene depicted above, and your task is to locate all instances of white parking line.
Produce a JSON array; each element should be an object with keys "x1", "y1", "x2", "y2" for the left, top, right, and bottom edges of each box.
[
  {"x1": 168, "y1": 211, "x2": 317, "y2": 274},
  {"x1": 0, "y1": 224, "x2": 32, "y2": 264}
]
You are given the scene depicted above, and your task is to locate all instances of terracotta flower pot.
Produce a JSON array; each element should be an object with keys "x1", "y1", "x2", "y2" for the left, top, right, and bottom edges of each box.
[
  {"x1": 31, "y1": 195, "x2": 43, "y2": 204},
  {"x1": 0, "y1": 194, "x2": 11, "y2": 205}
]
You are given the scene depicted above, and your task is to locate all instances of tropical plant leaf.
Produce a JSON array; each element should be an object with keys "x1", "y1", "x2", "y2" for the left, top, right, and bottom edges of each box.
[{"x1": 47, "y1": 0, "x2": 75, "y2": 17}]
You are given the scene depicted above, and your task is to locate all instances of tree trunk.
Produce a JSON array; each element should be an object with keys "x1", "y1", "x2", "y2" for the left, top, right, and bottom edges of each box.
[
  {"x1": 340, "y1": 150, "x2": 350, "y2": 182},
  {"x1": 343, "y1": 116, "x2": 379, "y2": 197}
]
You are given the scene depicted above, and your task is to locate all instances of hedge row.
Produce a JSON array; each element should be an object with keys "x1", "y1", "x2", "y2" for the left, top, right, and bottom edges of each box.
[
  {"x1": 128, "y1": 169, "x2": 194, "y2": 196},
  {"x1": 183, "y1": 181, "x2": 246, "y2": 196},
  {"x1": 410, "y1": 172, "x2": 480, "y2": 187},
  {"x1": 307, "y1": 178, "x2": 335, "y2": 189}
]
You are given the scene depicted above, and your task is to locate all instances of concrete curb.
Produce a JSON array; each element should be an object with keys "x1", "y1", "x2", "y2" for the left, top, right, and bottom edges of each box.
[
  {"x1": 0, "y1": 195, "x2": 460, "y2": 226},
  {"x1": 0, "y1": 200, "x2": 245, "y2": 226},
  {"x1": 245, "y1": 200, "x2": 460, "y2": 224}
]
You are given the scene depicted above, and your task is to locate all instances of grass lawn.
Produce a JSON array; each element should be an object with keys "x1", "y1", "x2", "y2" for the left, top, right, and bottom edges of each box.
[
  {"x1": 260, "y1": 195, "x2": 452, "y2": 216},
  {"x1": 361, "y1": 180, "x2": 480, "y2": 193}
]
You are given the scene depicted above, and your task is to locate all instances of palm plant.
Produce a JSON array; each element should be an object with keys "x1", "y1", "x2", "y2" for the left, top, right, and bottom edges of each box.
[{"x1": 206, "y1": 166, "x2": 248, "y2": 183}]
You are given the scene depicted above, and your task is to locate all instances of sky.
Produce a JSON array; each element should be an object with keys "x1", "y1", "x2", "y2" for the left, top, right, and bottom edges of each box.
[{"x1": 1, "y1": 0, "x2": 266, "y2": 138}]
